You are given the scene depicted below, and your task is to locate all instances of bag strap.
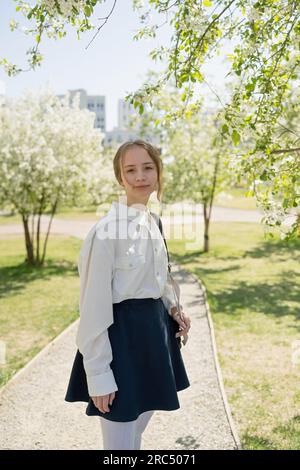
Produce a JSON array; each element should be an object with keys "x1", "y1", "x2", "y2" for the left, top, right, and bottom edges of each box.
[
  {"x1": 150, "y1": 212, "x2": 171, "y2": 273},
  {"x1": 151, "y1": 211, "x2": 187, "y2": 346}
]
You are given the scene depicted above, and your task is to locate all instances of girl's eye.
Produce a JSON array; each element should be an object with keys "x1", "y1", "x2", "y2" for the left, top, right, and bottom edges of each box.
[{"x1": 127, "y1": 167, "x2": 153, "y2": 172}]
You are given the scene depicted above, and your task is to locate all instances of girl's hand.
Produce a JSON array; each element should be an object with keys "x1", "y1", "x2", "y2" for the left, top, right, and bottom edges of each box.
[
  {"x1": 91, "y1": 391, "x2": 115, "y2": 413},
  {"x1": 170, "y1": 306, "x2": 191, "y2": 339}
]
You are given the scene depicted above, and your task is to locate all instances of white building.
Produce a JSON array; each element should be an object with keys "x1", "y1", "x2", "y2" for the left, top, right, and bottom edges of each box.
[
  {"x1": 103, "y1": 127, "x2": 141, "y2": 147},
  {"x1": 103, "y1": 98, "x2": 161, "y2": 148},
  {"x1": 57, "y1": 88, "x2": 106, "y2": 132},
  {"x1": 118, "y1": 98, "x2": 136, "y2": 129}
]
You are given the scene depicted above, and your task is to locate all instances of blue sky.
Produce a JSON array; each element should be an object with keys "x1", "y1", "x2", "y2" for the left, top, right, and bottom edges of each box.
[{"x1": 0, "y1": 1, "x2": 229, "y2": 131}]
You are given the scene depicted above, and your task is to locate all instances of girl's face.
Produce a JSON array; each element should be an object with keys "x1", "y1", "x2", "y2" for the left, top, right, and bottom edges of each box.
[{"x1": 119, "y1": 146, "x2": 158, "y2": 206}]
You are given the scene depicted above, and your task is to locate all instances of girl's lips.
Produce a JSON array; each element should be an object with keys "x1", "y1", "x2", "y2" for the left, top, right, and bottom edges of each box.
[{"x1": 135, "y1": 185, "x2": 150, "y2": 189}]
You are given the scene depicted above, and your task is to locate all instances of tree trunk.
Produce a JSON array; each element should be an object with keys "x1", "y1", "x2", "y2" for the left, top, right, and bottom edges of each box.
[
  {"x1": 22, "y1": 215, "x2": 35, "y2": 265},
  {"x1": 36, "y1": 192, "x2": 46, "y2": 265},
  {"x1": 36, "y1": 213, "x2": 42, "y2": 265},
  {"x1": 41, "y1": 199, "x2": 58, "y2": 265},
  {"x1": 203, "y1": 203, "x2": 210, "y2": 252},
  {"x1": 21, "y1": 193, "x2": 56, "y2": 266},
  {"x1": 202, "y1": 150, "x2": 220, "y2": 253}
]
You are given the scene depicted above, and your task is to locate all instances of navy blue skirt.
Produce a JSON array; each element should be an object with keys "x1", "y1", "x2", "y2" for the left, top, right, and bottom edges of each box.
[{"x1": 65, "y1": 297, "x2": 190, "y2": 422}]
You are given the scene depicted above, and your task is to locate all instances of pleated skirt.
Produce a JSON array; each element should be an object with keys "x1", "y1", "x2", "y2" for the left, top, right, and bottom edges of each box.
[{"x1": 65, "y1": 297, "x2": 190, "y2": 422}]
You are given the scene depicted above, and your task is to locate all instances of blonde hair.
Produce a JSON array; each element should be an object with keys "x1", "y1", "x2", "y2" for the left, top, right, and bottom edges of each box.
[{"x1": 113, "y1": 139, "x2": 163, "y2": 201}]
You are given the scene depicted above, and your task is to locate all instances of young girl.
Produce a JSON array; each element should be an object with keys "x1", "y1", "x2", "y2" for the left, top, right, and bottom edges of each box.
[{"x1": 65, "y1": 139, "x2": 191, "y2": 450}]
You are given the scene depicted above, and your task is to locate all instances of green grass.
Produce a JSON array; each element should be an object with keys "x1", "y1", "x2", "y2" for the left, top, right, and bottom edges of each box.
[
  {"x1": 0, "y1": 207, "x2": 99, "y2": 225},
  {"x1": 214, "y1": 187, "x2": 258, "y2": 210},
  {"x1": 51, "y1": 205, "x2": 100, "y2": 220},
  {"x1": 0, "y1": 213, "x2": 23, "y2": 226},
  {"x1": 167, "y1": 222, "x2": 300, "y2": 450},
  {"x1": 0, "y1": 235, "x2": 82, "y2": 388}
]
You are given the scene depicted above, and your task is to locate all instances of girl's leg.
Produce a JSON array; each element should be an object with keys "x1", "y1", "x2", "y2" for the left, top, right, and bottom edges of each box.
[
  {"x1": 100, "y1": 416, "x2": 137, "y2": 450},
  {"x1": 99, "y1": 411, "x2": 155, "y2": 450},
  {"x1": 133, "y1": 410, "x2": 155, "y2": 450}
]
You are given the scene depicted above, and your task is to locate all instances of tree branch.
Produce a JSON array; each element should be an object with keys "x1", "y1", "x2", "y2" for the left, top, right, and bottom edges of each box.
[{"x1": 85, "y1": 0, "x2": 118, "y2": 50}]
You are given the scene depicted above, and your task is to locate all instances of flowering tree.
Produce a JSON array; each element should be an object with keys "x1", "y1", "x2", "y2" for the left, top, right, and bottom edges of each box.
[
  {"x1": 129, "y1": 0, "x2": 300, "y2": 239},
  {"x1": 1, "y1": 0, "x2": 111, "y2": 75},
  {"x1": 227, "y1": 86, "x2": 300, "y2": 239},
  {"x1": 0, "y1": 89, "x2": 107, "y2": 265},
  {"x1": 162, "y1": 113, "x2": 230, "y2": 252},
  {"x1": 128, "y1": 76, "x2": 231, "y2": 251},
  {"x1": 1, "y1": 0, "x2": 299, "y2": 238}
]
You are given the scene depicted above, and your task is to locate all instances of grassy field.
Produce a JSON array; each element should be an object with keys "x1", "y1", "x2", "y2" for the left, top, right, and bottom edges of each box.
[
  {"x1": 0, "y1": 235, "x2": 81, "y2": 388},
  {"x1": 0, "y1": 221, "x2": 299, "y2": 449},
  {"x1": 0, "y1": 207, "x2": 98, "y2": 225},
  {"x1": 167, "y1": 222, "x2": 300, "y2": 450},
  {"x1": 214, "y1": 188, "x2": 258, "y2": 210}
]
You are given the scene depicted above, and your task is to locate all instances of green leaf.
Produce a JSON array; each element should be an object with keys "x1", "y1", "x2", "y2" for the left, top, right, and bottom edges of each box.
[
  {"x1": 193, "y1": 70, "x2": 203, "y2": 81},
  {"x1": 245, "y1": 82, "x2": 255, "y2": 93},
  {"x1": 84, "y1": 6, "x2": 92, "y2": 17},
  {"x1": 222, "y1": 124, "x2": 229, "y2": 134},
  {"x1": 283, "y1": 198, "x2": 289, "y2": 209},
  {"x1": 139, "y1": 104, "x2": 144, "y2": 115},
  {"x1": 180, "y1": 73, "x2": 189, "y2": 83},
  {"x1": 232, "y1": 129, "x2": 240, "y2": 146},
  {"x1": 260, "y1": 170, "x2": 268, "y2": 181}
]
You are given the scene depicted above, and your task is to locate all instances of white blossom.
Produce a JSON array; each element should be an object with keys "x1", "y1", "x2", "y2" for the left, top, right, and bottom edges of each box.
[
  {"x1": 39, "y1": 0, "x2": 87, "y2": 18},
  {"x1": 0, "y1": 88, "x2": 111, "y2": 214}
]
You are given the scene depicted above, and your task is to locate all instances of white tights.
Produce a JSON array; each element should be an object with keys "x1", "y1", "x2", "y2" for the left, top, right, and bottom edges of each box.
[{"x1": 100, "y1": 410, "x2": 155, "y2": 450}]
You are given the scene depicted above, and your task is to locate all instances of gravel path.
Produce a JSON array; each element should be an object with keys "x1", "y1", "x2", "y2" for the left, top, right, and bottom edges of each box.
[{"x1": 0, "y1": 217, "x2": 242, "y2": 450}]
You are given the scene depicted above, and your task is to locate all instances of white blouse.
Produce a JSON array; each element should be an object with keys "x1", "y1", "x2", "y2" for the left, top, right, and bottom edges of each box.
[{"x1": 75, "y1": 200, "x2": 178, "y2": 397}]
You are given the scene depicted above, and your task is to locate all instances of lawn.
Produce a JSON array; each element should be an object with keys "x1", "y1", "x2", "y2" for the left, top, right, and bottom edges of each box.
[
  {"x1": 214, "y1": 187, "x2": 258, "y2": 210},
  {"x1": 167, "y1": 222, "x2": 300, "y2": 450},
  {"x1": 0, "y1": 235, "x2": 81, "y2": 388}
]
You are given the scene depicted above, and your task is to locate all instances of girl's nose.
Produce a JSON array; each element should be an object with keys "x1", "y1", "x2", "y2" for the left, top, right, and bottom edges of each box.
[{"x1": 136, "y1": 174, "x2": 146, "y2": 181}]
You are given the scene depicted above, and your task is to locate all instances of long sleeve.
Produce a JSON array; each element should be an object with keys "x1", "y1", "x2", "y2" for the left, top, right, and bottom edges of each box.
[{"x1": 76, "y1": 223, "x2": 118, "y2": 397}]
